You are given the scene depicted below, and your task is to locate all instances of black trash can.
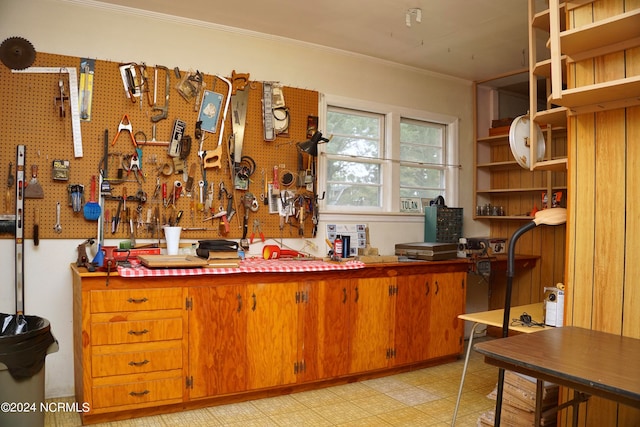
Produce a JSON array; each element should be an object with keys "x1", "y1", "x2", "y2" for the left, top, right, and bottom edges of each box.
[{"x1": 0, "y1": 313, "x2": 58, "y2": 427}]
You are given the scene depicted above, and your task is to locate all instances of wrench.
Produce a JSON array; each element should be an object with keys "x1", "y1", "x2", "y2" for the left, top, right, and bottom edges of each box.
[{"x1": 54, "y1": 201, "x2": 62, "y2": 233}]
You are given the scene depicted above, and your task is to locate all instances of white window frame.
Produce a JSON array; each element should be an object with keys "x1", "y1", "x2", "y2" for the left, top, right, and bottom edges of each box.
[{"x1": 318, "y1": 94, "x2": 459, "y2": 219}]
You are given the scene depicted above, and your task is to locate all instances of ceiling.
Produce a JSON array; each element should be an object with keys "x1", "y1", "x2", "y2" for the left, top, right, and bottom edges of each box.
[{"x1": 91, "y1": 0, "x2": 544, "y2": 84}]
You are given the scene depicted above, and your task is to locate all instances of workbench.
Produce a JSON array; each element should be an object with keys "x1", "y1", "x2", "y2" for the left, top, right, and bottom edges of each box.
[{"x1": 71, "y1": 259, "x2": 469, "y2": 424}]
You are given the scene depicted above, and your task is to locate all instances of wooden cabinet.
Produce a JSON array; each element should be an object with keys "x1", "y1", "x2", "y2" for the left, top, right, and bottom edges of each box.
[
  {"x1": 348, "y1": 277, "x2": 394, "y2": 373},
  {"x1": 427, "y1": 271, "x2": 466, "y2": 359},
  {"x1": 77, "y1": 287, "x2": 187, "y2": 416},
  {"x1": 187, "y1": 285, "x2": 247, "y2": 398},
  {"x1": 72, "y1": 261, "x2": 467, "y2": 424},
  {"x1": 393, "y1": 274, "x2": 432, "y2": 365},
  {"x1": 393, "y1": 272, "x2": 465, "y2": 364},
  {"x1": 245, "y1": 282, "x2": 299, "y2": 389},
  {"x1": 298, "y1": 278, "x2": 351, "y2": 381}
]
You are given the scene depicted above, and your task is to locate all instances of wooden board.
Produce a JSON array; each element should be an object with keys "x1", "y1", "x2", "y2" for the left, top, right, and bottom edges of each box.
[{"x1": 137, "y1": 254, "x2": 209, "y2": 268}]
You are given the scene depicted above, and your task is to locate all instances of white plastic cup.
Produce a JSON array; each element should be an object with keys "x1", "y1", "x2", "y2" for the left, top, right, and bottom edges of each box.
[{"x1": 163, "y1": 226, "x2": 182, "y2": 255}]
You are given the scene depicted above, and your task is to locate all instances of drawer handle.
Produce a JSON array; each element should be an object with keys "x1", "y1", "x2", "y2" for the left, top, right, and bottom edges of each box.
[
  {"x1": 128, "y1": 359, "x2": 149, "y2": 367},
  {"x1": 129, "y1": 390, "x2": 150, "y2": 397},
  {"x1": 127, "y1": 297, "x2": 148, "y2": 304},
  {"x1": 128, "y1": 329, "x2": 149, "y2": 336},
  {"x1": 342, "y1": 288, "x2": 347, "y2": 304},
  {"x1": 237, "y1": 294, "x2": 242, "y2": 313},
  {"x1": 435, "y1": 280, "x2": 439, "y2": 295},
  {"x1": 354, "y1": 286, "x2": 359, "y2": 303}
]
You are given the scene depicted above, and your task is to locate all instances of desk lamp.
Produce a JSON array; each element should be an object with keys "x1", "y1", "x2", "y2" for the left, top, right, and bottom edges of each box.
[
  {"x1": 494, "y1": 207, "x2": 567, "y2": 426},
  {"x1": 296, "y1": 131, "x2": 331, "y2": 157}
]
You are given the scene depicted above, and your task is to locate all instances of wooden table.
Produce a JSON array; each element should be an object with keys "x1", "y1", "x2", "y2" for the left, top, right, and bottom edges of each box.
[
  {"x1": 452, "y1": 302, "x2": 545, "y2": 425},
  {"x1": 475, "y1": 326, "x2": 640, "y2": 425}
]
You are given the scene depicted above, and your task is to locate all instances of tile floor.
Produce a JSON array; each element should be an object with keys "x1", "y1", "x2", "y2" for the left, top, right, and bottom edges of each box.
[{"x1": 45, "y1": 338, "x2": 497, "y2": 427}]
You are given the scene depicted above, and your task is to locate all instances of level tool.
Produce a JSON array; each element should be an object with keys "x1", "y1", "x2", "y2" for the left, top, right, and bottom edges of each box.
[{"x1": 13, "y1": 67, "x2": 83, "y2": 158}]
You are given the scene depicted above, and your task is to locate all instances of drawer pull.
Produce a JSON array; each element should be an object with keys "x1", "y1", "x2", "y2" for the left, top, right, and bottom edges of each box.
[
  {"x1": 128, "y1": 329, "x2": 149, "y2": 336},
  {"x1": 128, "y1": 359, "x2": 149, "y2": 367},
  {"x1": 129, "y1": 390, "x2": 150, "y2": 397},
  {"x1": 127, "y1": 297, "x2": 149, "y2": 304}
]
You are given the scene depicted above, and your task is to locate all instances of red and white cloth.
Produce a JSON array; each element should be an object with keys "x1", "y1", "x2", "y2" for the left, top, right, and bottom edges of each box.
[{"x1": 118, "y1": 258, "x2": 366, "y2": 278}]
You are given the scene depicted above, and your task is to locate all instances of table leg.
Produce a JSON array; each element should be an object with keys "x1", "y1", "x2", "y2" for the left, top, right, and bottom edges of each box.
[
  {"x1": 535, "y1": 379, "x2": 543, "y2": 426},
  {"x1": 452, "y1": 322, "x2": 482, "y2": 426}
]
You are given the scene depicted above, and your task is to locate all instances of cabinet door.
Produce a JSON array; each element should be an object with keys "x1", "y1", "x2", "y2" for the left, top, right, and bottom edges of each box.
[
  {"x1": 246, "y1": 282, "x2": 298, "y2": 389},
  {"x1": 394, "y1": 274, "x2": 432, "y2": 365},
  {"x1": 349, "y1": 278, "x2": 393, "y2": 373},
  {"x1": 188, "y1": 285, "x2": 247, "y2": 398},
  {"x1": 428, "y1": 272, "x2": 466, "y2": 359},
  {"x1": 299, "y1": 279, "x2": 351, "y2": 382}
]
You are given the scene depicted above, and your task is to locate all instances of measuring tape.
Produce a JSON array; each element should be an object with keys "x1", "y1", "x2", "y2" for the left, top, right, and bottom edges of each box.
[
  {"x1": 262, "y1": 82, "x2": 275, "y2": 141},
  {"x1": 12, "y1": 67, "x2": 83, "y2": 158}
]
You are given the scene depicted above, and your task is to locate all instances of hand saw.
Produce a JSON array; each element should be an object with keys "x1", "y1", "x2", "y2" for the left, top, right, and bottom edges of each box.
[
  {"x1": 229, "y1": 71, "x2": 250, "y2": 164},
  {"x1": 201, "y1": 75, "x2": 232, "y2": 169}
]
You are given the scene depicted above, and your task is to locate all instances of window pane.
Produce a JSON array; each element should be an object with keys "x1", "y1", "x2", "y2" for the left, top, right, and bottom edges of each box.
[
  {"x1": 400, "y1": 119, "x2": 444, "y2": 163},
  {"x1": 326, "y1": 135, "x2": 379, "y2": 157},
  {"x1": 400, "y1": 165, "x2": 442, "y2": 189},
  {"x1": 327, "y1": 183, "x2": 381, "y2": 207},
  {"x1": 327, "y1": 109, "x2": 380, "y2": 139},
  {"x1": 327, "y1": 160, "x2": 380, "y2": 184}
]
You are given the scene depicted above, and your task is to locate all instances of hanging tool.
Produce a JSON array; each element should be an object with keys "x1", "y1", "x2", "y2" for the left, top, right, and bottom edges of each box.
[
  {"x1": 262, "y1": 81, "x2": 275, "y2": 141},
  {"x1": 55, "y1": 72, "x2": 69, "y2": 118},
  {"x1": 24, "y1": 165, "x2": 44, "y2": 199},
  {"x1": 201, "y1": 75, "x2": 232, "y2": 169},
  {"x1": 5, "y1": 162, "x2": 13, "y2": 213},
  {"x1": 11, "y1": 145, "x2": 27, "y2": 334},
  {"x1": 33, "y1": 208, "x2": 39, "y2": 246},
  {"x1": 250, "y1": 219, "x2": 265, "y2": 244},
  {"x1": 111, "y1": 115, "x2": 136, "y2": 146},
  {"x1": 240, "y1": 192, "x2": 254, "y2": 250},
  {"x1": 151, "y1": 65, "x2": 170, "y2": 122},
  {"x1": 230, "y1": 70, "x2": 250, "y2": 165},
  {"x1": 83, "y1": 175, "x2": 101, "y2": 221},
  {"x1": 54, "y1": 201, "x2": 62, "y2": 234}
]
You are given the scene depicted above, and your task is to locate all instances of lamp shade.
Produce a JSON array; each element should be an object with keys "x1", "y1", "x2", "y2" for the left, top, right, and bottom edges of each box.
[{"x1": 296, "y1": 131, "x2": 331, "y2": 157}]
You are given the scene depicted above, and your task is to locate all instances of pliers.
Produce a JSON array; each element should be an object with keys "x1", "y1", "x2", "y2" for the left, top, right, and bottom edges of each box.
[
  {"x1": 250, "y1": 219, "x2": 265, "y2": 243},
  {"x1": 111, "y1": 114, "x2": 137, "y2": 146}
]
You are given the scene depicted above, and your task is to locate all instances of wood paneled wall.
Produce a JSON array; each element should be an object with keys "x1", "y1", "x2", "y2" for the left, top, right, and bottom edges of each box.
[{"x1": 563, "y1": 0, "x2": 640, "y2": 425}]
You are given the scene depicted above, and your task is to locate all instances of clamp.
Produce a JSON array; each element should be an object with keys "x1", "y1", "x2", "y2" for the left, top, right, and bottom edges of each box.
[
  {"x1": 111, "y1": 115, "x2": 137, "y2": 146},
  {"x1": 125, "y1": 151, "x2": 144, "y2": 183},
  {"x1": 250, "y1": 219, "x2": 265, "y2": 244}
]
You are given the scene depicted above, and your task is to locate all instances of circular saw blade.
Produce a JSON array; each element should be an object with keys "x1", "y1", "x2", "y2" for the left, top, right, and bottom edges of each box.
[{"x1": 0, "y1": 36, "x2": 36, "y2": 70}]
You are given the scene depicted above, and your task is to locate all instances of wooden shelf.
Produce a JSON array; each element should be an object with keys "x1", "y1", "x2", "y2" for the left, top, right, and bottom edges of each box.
[
  {"x1": 531, "y1": 3, "x2": 566, "y2": 31},
  {"x1": 477, "y1": 134, "x2": 509, "y2": 145},
  {"x1": 555, "y1": 75, "x2": 640, "y2": 114},
  {"x1": 477, "y1": 187, "x2": 550, "y2": 195},
  {"x1": 533, "y1": 107, "x2": 568, "y2": 128},
  {"x1": 560, "y1": 9, "x2": 640, "y2": 57},
  {"x1": 531, "y1": 158, "x2": 568, "y2": 172},
  {"x1": 476, "y1": 160, "x2": 520, "y2": 170},
  {"x1": 475, "y1": 215, "x2": 535, "y2": 221},
  {"x1": 533, "y1": 56, "x2": 567, "y2": 79}
]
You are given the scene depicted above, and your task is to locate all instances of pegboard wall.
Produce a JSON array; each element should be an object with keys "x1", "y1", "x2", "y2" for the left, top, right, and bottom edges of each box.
[{"x1": 0, "y1": 52, "x2": 319, "y2": 242}]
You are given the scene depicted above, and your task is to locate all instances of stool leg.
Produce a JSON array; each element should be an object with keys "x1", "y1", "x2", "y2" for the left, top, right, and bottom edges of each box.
[{"x1": 452, "y1": 322, "x2": 481, "y2": 426}]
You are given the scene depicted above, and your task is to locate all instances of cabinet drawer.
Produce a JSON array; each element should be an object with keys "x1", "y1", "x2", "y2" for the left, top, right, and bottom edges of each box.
[
  {"x1": 91, "y1": 315, "x2": 182, "y2": 345},
  {"x1": 92, "y1": 340, "x2": 182, "y2": 378},
  {"x1": 92, "y1": 371, "x2": 183, "y2": 409},
  {"x1": 91, "y1": 288, "x2": 183, "y2": 313}
]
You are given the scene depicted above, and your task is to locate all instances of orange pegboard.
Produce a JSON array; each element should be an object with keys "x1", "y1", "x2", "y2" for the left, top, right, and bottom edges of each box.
[{"x1": 0, "y1": 52, "x2": 319, "y2": 242}]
